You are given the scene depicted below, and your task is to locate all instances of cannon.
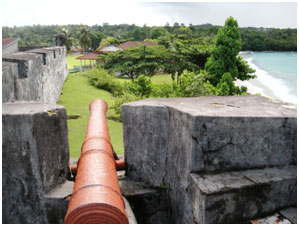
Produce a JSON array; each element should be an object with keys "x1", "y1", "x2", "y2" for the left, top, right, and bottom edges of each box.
[{"x1": 64, "y1": 99, "x2": 128, "y2": 224}]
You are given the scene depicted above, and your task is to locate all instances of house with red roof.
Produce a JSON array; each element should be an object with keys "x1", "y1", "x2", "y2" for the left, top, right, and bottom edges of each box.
[
  {"x1": 2, "y1": 37, "x2": 20, "y2": 55},
  {"x1": 76, "y1": 41, "x2": 157, "y2": 71},
  {"x1": 118, "y1": 41, "x2": 156, "y2": 50}
]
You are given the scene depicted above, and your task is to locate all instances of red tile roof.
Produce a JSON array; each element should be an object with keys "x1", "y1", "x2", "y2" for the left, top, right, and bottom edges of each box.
[
  {"x1": 118, "y1": 41, "x2": 156, "y2": 50},
  {"x1": 76, "y1": 53, "x2": 99, "y2": 60},
  {"x1": 2, "y1": 37, "x2": 20, "y2": 48}
]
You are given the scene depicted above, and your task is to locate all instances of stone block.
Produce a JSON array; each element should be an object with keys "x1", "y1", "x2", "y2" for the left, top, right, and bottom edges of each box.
[
  {"x1": 2, "y1": 46, "x2": 68, "y2": 104},
  {"x1": 123, "y1": 103, "x2": 170, "y2": 187},
  {"x1": 189, "y1": 166, "x2": 297, "y2": 223},
  {"x1": 42, "y1": 180, "x2": 74, "y2": 224},
  {"x1": 123, "y1": 96, "x2": 297, "y2": 177},
  {"x1": 122, "y1": 96, "x2": 297, "y2": 223},
  {"x1": 2, "y1": 102, "x2": 69, "y2": 223},
  {"x1": 2, "y1": 52, "x2": 44, "y2": 102},
  {"x1": 2, "y1": 52, "x2": 42, "y2": 78},
  {"x1": 119, "y1": 177, "x2": 169, "y2": 223},
  {"x1": 279, "y1": 207, "x2": 297, "y2": 223},
  {"x1": 2, "y1": 62, "x2": 18, "y2": 103}
]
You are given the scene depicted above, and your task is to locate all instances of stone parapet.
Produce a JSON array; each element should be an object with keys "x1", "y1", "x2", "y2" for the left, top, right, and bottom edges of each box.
[
  {"x1": 189, "y1": 166, "x2": 297, "y2": 223},
  {"x1": 122, "y1": 96, "x2": 297, "y2": 223},
  {"x1": 2, "y1": 46, "x2": 68, "y2": 104},
  {"x1": 2, "y1": 102, "x2": 70, "y2": 223}
]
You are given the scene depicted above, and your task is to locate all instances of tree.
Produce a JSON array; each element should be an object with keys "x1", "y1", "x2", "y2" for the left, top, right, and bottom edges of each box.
[
  {"x1": 205, "y1": 16, "x2": 255, "y2": 86},
  {"x1": 79, "y1": 26, "x2": 92, "y2": 53},
  {"x1": 150, "y1": 27, "x2": 168, "y2": 39},
  {"x1": 90, "y1": 31, "x2": 104, "y2": 50},
  {"x1": 157, "y1": 33, "x2": 173, "y2": 48},
  {"x1": 173, "y1": 26, "x2": 192, "y2": 40},
  {"x1": 56, "y1": 26, "x2": 74, "y2": 53},
  {"x1": 97, "y1": 36, "x2": 118, "y2": 50},
  {"x1": 173, "y1": 22, "x2": 180, "y2": 29},
  {"x1": 163, "y1": 39, "x2": 211, "y2": 83},
  {"x1": 132, "y1": 27, "x2": 146, "y2": 40},
  {"x1": 101, "y1": 44, "x2": 168, "y2": 80}
]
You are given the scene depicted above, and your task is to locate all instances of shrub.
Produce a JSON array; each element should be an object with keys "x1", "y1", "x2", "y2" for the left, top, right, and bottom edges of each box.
[
  {"x1": 87, "y1": 68, "x2": 128, "y2": 97},
  {"x1": 128, "y1": 75, "x2": 152, "y2": 97},
  {"x1": 176, "y1": 70, "x2": 218, "y2": 97},
  {"x1": 111, "y1": 92, "x2": 142, "y2": 121},
  {"x1": 151, "y1": 83, "x2": 177, "y2": 98}
]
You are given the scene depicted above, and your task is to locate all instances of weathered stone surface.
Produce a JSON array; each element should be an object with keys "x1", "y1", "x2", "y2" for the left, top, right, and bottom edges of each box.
[
  {"x1": 42, "y1": 198, "x2": 68, "y2": 224},
  {"x1": 124, "y1": 96, "x2": 297, "y2": 175},
  {"x1": 2, "y1": 46, "x2": 68, "y2": 104},
  {"x1": 2, "y1": 62, "x2": 18, "y2": 103},
  {"x1": 122, "y1": 96, "x2": 297, "y2": 223},
  {"x1": 123, "y1": 104, "x2": 170, "y2": 187},
  {"x1": 123, "y1": 196, "x2": 137, "y2": 224},
  {"x1": 2, "y1": 102, "x2": 70, "y2": 223},
  {"x1": 119, "y1": 177, "x2": 169, "y2": 223},
  {"x1": 42, "y1": 180, "x2": 74, "y2": 224},
  {"x1": 189, "y1": 166, "x2": 297, "y2": 223},
  {"x1": 279, "y1": 207, "x2": 297, "y2": 224}
]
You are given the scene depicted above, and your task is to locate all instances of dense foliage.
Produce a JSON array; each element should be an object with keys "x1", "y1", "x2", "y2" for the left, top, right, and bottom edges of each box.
[
  {"x1": 205, "y1": 17, "x2": 256, "y2": 88},
  {"x1": 2, "y1": 23, "x2": 296, "y2": 51},
  {"x1": 240, "y1": 27, "x2": 297, "y2": 51},
  {"x1": 100, "y1": 45, "x2": 168, "y2": 80}
]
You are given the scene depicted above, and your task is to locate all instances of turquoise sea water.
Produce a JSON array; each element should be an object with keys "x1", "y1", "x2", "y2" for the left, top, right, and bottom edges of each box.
[{"x1": 239, "y1": 51, "x2": 297, "y2": 104}]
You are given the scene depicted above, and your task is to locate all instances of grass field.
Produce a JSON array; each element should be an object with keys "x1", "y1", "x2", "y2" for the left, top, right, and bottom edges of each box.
[
  {"x1": 66, "y1": 54, "x2": 83, "y2": 70},
  {"x1": 58, "y1": 73, "x2": 124, "y2": 158},
  {"x1": 151, "y1": 73, "x2": 173, "y2": 84},
  {"x1": 62, "y1": 56, "x2": 173, "y2": 158}
]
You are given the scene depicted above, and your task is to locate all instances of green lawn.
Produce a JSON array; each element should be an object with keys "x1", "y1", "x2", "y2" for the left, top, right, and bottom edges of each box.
[
  {"x1": 58, "y1": 73, "x2": 123, "y2": 158},
  {"x1": 60, "y1": 58, "x2": 172, "y2": 158},
  {"x1": 151, "y1": 73, "x2": 173, "y2": 84},
  {"x1": 66, "y1": 54, "x2": 83, "y2": 70}
]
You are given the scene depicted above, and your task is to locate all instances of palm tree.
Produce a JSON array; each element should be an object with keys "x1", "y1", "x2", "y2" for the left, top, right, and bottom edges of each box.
[
  {"x1": 56, "y1": 26, "x2": 74, "y2": 54},
  {"x1": 79, "y1": 26, "x2": 92, "y2": 53}
]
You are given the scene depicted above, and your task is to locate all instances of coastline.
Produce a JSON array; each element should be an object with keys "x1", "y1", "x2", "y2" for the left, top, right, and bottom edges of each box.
[
  {"x1": 235, "y1": 79, "x2": 297, "y2": 106},
  {"x1": 236, "y1": 51, "x2": 297, "y2": 106}
]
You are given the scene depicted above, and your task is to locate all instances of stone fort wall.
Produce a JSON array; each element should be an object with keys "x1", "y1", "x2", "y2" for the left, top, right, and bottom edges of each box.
[
  {"x1": 2, "y1": 46, "x2": 68, "y2": 103},
  {"x1": 2, "y1": 46, "x2": 70, "y2": 223}
]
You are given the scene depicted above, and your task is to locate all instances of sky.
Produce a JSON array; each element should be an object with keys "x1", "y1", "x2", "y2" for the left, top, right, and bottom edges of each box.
[{"x1": 1, "y1": 1, "x2": 297, "y2": 28}]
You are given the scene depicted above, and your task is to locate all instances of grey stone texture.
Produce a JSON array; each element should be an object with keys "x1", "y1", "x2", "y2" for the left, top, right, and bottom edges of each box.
[
  {"x1": 122, "y1": 96, "x2": 297, "y2": 223},
  {"x1": 42, "y1": 180, "x2": 74, "y2": 224},
  {"x1": 189, "y1": 166, "x2": 296, "y2": 223},
  {"x1": 119, "y1": 177, "x2": 169, "y2": 223},
  {"x1": 2, "y1": 46, "x2": 68, "y2": 104},
  {"x1": 2, "y1": 103, "x2": 70, "y2": 223},
  {"x1": 279, "y1": 207, "x2": 297, "y2": 224},
  {"x1": 123, "y1": 196, "x2": 138, "y2": 224}
]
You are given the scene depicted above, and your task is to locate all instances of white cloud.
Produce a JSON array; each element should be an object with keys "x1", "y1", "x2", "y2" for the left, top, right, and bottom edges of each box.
[{"x1": 1, "y1": 1, "x2": 297, "y2": 28}]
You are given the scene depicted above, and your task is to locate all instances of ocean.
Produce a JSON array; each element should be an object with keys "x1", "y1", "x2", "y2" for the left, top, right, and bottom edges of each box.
[{"x1": 237, "y1": 51, "x2": 297, "y2": 105}]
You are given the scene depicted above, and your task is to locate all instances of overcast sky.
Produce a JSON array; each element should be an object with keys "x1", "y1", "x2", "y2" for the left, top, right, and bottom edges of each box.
[{"x1": 1, "y1": 1, "x2": 297, "y2": 28}]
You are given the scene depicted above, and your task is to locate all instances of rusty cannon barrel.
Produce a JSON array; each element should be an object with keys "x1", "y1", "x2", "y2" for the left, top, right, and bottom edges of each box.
[{"x1": 64, "y1": 99, "x2": 129, "y2": 224}]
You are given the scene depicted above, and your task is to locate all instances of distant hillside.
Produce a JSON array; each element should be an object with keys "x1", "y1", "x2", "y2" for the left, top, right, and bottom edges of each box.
[{"x1": 2, "y1": 23, "x2": 297, "y2": 51}]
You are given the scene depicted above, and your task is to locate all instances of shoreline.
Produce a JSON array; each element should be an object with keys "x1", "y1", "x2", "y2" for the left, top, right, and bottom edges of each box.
[
  {"x1": 237, "y1": 52, "x2": 297, "y2": 106},
  {"x1": 234, "y1": 79, "x2": 297, "y2": 106}
]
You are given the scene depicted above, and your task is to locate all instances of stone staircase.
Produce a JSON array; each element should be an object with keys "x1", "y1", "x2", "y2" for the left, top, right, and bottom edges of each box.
[{"x1": 122, "y1": 96, "x2": 297, "y2": 223}]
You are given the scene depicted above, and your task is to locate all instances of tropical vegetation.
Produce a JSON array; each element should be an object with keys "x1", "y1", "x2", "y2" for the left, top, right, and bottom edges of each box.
[
  {"x1": 2, "y1": 22, "x2": 297, "y2": 51},
  {"x1": 8, "y1": 17, "x2": 294, "y2": 158}
]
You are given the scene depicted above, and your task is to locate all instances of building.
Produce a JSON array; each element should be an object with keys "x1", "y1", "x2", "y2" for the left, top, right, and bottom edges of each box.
[
  {"x1": 2, "y1": 37, "x2": 20, "y2": 55},
  {"x1": 76, "y1": 41, "x2": 157, "y2": 71},
  {"x1": 76, "y1": 53, "x2": 100, "y2": 71},
  {"x1": 118, "y1": 41, "x2": 156, "y2": 50},
  {"x1": 94, "y1": 44, "x2": 122, "y2": 54}
]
